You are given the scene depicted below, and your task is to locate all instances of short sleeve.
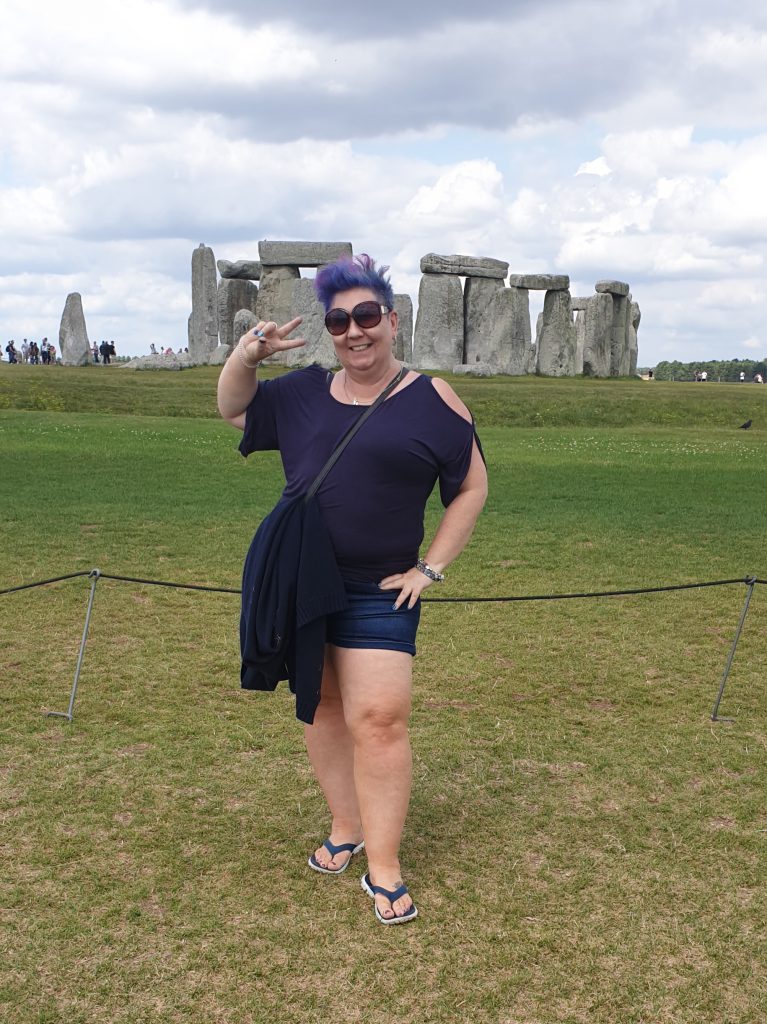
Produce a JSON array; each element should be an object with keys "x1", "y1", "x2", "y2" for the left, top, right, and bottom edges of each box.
[
  {"x1": 437, "y1": 420, "x2": 476, "y2": 506},
  {"x1": 238, "y1": 378, "x2": 280, "y2": 457}
]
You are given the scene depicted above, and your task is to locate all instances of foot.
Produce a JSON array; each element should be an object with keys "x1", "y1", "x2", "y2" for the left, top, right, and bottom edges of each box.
[
  {"x1": 365, "y1": 871, "x2": 415, "y2": 922},
  {"x1": 311, "y1": 834, "x2": 364, "y2": 872}
]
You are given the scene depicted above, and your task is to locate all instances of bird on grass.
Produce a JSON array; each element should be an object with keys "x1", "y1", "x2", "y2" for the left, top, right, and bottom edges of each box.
[{"x1": 738, "y1": 420, "x2": 752, "y2": 430}]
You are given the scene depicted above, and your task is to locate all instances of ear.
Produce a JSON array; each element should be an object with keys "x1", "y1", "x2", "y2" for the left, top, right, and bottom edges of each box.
[{"x1": 388, "y1": 308, "x2": 399, "y2": 336}]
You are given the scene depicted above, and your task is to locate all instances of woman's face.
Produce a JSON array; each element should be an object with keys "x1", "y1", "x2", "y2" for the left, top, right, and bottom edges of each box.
[{"x1": 327, "y1": 287, "x2": 399, "y2": 373}]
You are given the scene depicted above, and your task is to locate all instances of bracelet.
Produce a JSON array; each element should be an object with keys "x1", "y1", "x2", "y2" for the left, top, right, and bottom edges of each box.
[
  {"x1": 235, "y1": 338, "x2": 260, "y2": 369},
  {"x1": 416, "y1": 558, "x2": 445, "y2": 583}
]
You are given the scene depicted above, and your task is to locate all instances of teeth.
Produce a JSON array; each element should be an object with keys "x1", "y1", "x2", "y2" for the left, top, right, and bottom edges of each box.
[{"x1": 350, "y1": 344, "x2": 370, "y2": 351}]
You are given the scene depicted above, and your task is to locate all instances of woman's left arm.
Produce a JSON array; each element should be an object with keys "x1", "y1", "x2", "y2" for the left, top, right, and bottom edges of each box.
[{"x1": 379, "y1": 379, "x2": 488, "y2": 610}]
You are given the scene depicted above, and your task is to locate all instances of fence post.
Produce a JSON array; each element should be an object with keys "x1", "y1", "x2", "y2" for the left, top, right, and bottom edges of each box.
[
  {"x1": 47, "y1": 569, "x2": 101, "y2": 723},
  {"x1": 711, "y1": 576, "x2": 757, "y2": 722}
]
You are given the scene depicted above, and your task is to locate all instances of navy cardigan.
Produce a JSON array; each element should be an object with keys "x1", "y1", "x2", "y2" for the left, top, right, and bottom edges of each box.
[{"x1": 239, "y1": 494, "x2": 348, "y2": 725}]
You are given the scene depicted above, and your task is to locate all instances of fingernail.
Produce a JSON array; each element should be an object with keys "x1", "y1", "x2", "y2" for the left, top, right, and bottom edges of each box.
[{"x1": 391, "y1": 604, "x2": 398, "y2": 612}]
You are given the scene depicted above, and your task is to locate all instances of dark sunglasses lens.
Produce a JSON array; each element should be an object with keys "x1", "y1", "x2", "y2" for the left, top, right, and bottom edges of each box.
[
  {"x1": 352, "y1": 302, "x2": 383, "y2": 328},
  {"x1": 325, "y1": 309, "x2": 350, "y2": 335}
]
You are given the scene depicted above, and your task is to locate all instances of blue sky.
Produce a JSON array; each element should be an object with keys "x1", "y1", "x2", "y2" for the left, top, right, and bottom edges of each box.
[{"x1": 2, "y1": 0, "x2": 767, "y2": 364}]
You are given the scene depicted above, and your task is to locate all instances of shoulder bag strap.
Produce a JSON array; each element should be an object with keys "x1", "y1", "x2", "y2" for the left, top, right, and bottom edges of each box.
[{"x1": 306, "y1": 366, "x2": 405, "y2": 500}]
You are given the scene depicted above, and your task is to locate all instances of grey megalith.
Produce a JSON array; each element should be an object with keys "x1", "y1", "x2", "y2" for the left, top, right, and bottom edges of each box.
[
  {"x1": 59, "y1": 292, "x2": 91, "y2": 366},
  {"x1": 412, "y1": 274, "x2": 464, "y2": 369}
]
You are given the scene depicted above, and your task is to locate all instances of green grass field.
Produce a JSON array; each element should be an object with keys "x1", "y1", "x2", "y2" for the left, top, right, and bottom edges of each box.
[{"x1": 1, "y1": 364, "x2": 766, "y2": 1023}]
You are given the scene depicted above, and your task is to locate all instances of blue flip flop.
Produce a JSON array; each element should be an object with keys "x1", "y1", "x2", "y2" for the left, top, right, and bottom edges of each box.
[
  {"x1": 308, "y1": 838, "x2": 365, "y2": 875},
  {"x1": 361, "y1": 872, "x2": 418, "y2": 924}
]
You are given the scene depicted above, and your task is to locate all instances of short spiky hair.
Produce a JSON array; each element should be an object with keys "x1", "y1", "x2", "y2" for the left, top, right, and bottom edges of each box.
[{"x1": 314, "y1": 253, "x2": 395, "y2": 312}]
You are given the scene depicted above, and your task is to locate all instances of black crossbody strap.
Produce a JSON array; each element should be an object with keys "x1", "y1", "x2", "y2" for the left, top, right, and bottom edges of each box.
[{"x1": 306, "y1": 366, "x2": 405, "y2": 500}]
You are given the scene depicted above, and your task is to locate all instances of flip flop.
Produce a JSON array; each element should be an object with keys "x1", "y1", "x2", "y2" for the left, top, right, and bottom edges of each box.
[
  {"x1": 308, "y1": 838, "x2": 365, "y2": 875},
  {"x1": 361, "y1": 872, "x2": 418, "y2": 924}
]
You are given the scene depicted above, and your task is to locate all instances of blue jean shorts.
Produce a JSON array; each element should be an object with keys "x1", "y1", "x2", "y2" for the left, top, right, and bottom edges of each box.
[{"x1": 325, "y1": 580, "x2": 421, "y2": 656}]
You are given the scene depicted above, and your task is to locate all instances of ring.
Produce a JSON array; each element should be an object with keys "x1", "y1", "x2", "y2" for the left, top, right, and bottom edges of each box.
[{"x1": 253, "y1": 329, "x2": 265, "y2": 340}]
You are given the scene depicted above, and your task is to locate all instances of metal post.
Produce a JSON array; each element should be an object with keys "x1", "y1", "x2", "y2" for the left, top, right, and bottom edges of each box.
[
  {"x1": 711, "y1": 576, "x2": 756, "y2": 722},
  {"x1": 47, "y1": 569, "x2": 101, "y2": 723}
]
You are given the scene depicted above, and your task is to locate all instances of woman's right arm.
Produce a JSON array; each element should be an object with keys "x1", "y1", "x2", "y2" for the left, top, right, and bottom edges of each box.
[{"x1": 217, "y1": 317, "x2": 305, "y2": 430}]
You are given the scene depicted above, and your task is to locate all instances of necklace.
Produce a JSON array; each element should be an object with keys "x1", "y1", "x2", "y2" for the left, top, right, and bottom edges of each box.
[{"x1": 343, "y1": 364, "x2": 404, "y2": 406}]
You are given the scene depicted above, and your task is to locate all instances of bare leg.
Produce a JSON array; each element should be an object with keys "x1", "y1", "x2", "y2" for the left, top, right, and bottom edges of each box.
[
  {"x1": 304, "y1": 650, "x2": 362, "y2": 870},
  {"x1": 329, "y1": 645, "x2": 415, "y2": 920}
]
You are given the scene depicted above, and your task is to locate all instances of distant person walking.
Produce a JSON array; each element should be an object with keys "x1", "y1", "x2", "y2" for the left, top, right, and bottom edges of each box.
[
  {"x1": 739, "y1": 371, "x2": 745, "y2": 382},
  {"x1": 21, "y1": 340, "x2": 29, "y2": 363},
  {"x1": 99, "y1": 340, "x2": 111, "y2": 365},
  {"x1": 92, "y1": 342, "x2": 100, "y2": 363},
  {"x1": 5, "y1": 341, "x2": 18, "y2": 363}
]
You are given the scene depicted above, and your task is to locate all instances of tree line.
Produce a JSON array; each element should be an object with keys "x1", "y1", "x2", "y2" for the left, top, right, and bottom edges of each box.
[{"x1": 651, "y1": 358, "x2": 767, "y2": 381}]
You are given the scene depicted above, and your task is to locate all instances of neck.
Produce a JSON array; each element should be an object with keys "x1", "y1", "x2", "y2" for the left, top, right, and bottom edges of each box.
[{"x1": 344, "y1": 360, "x2": 400, "y2": 392}]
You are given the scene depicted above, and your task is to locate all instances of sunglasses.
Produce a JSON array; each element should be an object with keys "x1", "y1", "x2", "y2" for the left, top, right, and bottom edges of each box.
[{"x1": 324, "y1": 301, "x2": 390, "y2": 336}]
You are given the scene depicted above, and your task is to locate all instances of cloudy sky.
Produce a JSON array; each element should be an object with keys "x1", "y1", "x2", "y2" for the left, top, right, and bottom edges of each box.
[{"x1": 2, "y1": 0, "x2": 767, "y2": 365}]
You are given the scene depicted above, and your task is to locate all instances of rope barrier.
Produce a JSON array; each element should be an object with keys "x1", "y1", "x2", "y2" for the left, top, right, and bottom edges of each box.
[{"x1": 2, "y1": 568, "x2": 762, "y2": 724}]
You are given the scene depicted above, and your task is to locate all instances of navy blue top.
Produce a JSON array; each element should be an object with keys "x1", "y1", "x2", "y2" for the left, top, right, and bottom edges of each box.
[{"x1": 239, "y1": 364, "x2": 476, "y2": 583}]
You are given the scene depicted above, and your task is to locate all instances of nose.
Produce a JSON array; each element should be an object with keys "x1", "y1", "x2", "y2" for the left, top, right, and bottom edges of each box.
[{"x1": 346, "y1": 315, "x2": 364, "y2": 340}]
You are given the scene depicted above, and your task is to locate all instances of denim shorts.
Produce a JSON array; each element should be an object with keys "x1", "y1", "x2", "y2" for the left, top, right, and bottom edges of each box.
[{"x1": 325, "y1": 580, "x2": 421, "y2": 656}]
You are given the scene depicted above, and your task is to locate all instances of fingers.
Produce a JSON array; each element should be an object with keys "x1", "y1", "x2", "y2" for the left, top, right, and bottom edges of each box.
[
  {"x1": 277, "y1": 316, "x2": 303, "y2": 337},
  {"x1": 379, "y1": 569, "x2": 432, "y2": 610}
]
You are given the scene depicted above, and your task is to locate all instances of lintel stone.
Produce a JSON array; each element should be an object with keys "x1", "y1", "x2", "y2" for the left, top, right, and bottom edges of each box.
[
  {"x1": 595, "y1": 279, "x2": 630, "y2": 296},
  {"x1": 218, "y1": 259, "x2": 262, "y2": 280},
  {"x1": 259, "y1": 241, "x2": 352, "y2": 267},
  {"x1": 420, "y1": 253, "x2": 508, "y2": 280},
  {"x1": 508, "y1": 273, "x2": 570, "y2": 291},
  {"x1": 571, "y1": 297, "x2": 590, "y2": 311}
]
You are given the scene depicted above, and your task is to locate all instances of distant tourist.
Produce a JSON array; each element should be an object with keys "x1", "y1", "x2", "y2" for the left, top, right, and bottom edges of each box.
[
  {"x1": 648, "y1": 369, "x2": 654, "y2": 379},
  {"x1": 755, "y1": 373, "x2": 764, "y2": 384},
  {"x1": 5, "y1": 341, "x2": 18, "y2": 363},
  {"x1": 91, "y1": 342, "x2": 100, "y2": 363},
  {"x1": 99, "y1": 340, "x2": 111, "y2": 365},
  {"x1": 150, "y1": 343, "x2": 157, "y2": 355},
  {"x1": 21, "y1": 339, "x2": 29, "y2": 363},
  {"x1": 700, "y1": 370, "x2": 707, "y2": 382},
  {"x1": 29, "y1": 341, "x2": 39, "y2": 364},
  {"x1": 739, "y1": 371, "x2": 745, "y2": 382}
]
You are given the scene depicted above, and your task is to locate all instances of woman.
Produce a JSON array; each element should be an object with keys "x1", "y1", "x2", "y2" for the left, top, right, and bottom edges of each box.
[{"x1": 217, "y1": 255, "x2": 487, "y2": 924}]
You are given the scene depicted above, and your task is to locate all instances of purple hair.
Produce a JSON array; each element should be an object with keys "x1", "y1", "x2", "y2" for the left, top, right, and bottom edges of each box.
[{"x1": 314, "y1": 253, "x2": 395, "y2": 312}]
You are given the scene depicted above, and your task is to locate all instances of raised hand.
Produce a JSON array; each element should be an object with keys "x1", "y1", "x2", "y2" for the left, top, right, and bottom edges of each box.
[{"x1": 239, "y1": 317, "x2": 306, "y2": 364}]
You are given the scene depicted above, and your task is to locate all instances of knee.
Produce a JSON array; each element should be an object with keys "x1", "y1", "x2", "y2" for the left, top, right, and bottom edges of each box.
[{"x1": 348, "y1": 705, "x2": 410, "y2": 748}]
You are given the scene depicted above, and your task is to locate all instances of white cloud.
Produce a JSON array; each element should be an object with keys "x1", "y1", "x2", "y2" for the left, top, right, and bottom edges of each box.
[{"x1": 3, "y1": 0, "x2": 767, "y2": 364}]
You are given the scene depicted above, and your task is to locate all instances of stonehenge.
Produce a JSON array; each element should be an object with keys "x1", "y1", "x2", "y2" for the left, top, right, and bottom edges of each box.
[{"x1": 187, "y1": 241, "x2": 639, "y2": 376}]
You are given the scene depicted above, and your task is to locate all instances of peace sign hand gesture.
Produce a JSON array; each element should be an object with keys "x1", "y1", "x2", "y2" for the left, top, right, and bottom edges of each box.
[{"x1": 238, "y1": 317, "x2": 306, "y2": 365}]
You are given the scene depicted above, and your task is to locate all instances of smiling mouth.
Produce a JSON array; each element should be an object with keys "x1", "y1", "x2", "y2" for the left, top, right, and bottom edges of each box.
[{"x1": 349, "y1": 343, "x2": 372, "y2": 352}]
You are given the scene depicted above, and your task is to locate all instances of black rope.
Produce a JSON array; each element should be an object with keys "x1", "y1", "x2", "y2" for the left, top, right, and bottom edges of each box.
[
  {"x1": 1, "y1": 570, "x2": 760, "y2": 603},
  {"x1": 96, "y1": 572, "x2": 240, "y2": 595},
  {"x1": 0, "y1": 571, "x2": 92, "y2": 596}
]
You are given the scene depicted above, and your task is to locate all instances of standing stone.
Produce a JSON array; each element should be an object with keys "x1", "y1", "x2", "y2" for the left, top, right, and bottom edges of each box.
[
  {"x1": 259, "y1": 241, "x2": 352, "y2": 267},
  {"x1": 610, "y1": 294, "x2": 629, "y2": 376},
  {"x1": 464, "y1": 277, "x2": 505, "y2": 366},
  {"x1": 254, "y1": 267, "x2": 301, "y2": 365},
  {"x1": 190, "y1": 244, "x2": 219, "y2": 364},
  {"x1": 233, "y1": 308, "x2": 259, "y2": 341},
  {"x1": 412, "y1": 274, "x2": 464, "y2": 370},
  {"x1": 536, "y1": 290, "x2": 577, "y2": 376},
  {"x1": 393, "y1": 294, "x2": 413, "y2": 363},
  {"x1": 420, "y1": 253, "x2": 509, "y2": 280},
  {"x1": 476, "y1": 286, "x2": 531, "y2": 375},
  {"x1": 574, "y1": 310, "x2": 586, "y2": 374},
  {"x1": 284, "y1": 278, "x2": 336, "y2": 368},
  {"x1": 582, "y1": 293, "x2": 613, "y2": 377},
  {"x1": 218, "y1": 278, "x2": 258, "y2": 353},
  {"x1": 629, "y1": 301, "x2": 641, "y2": 376},
  {"x1": 58, "y1": 292, "x2": 91, "y2": 366}
]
